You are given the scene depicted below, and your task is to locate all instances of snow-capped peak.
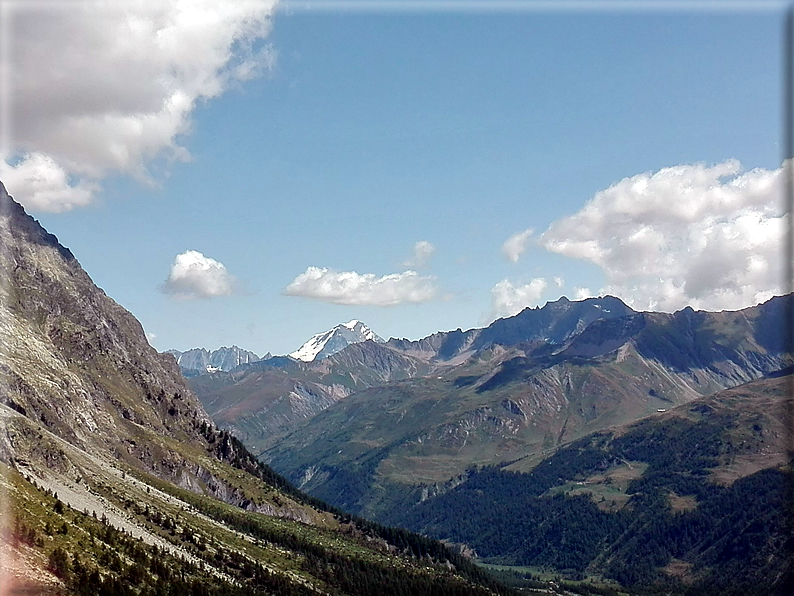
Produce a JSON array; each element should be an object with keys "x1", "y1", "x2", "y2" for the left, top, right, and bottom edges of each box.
[{"x1": 289, "y1": 320, "x2": 384, "y2": 362}]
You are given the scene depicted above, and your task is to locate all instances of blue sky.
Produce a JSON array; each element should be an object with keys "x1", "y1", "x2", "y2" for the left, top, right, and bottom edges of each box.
[{"x1": 1, "y1": 1, "x2": 788, "y2": 356}]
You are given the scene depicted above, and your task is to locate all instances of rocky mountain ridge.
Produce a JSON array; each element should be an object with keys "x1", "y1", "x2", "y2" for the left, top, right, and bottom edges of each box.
[
  {"x1": 384, "y1": 294, "x2": 637, "y2": 364},
  {"x1": 191, "y1": 295, "x2": 641, "y2": 454},
  {"x1": 0, "y1": 182, "x2": 211, "y2": 466},
  {"x1": 260, "y1": 294, "x2": 792, "y2": 522},
  {"x1": 166, "y1": 345, "x2": 265, "y2": 376}
]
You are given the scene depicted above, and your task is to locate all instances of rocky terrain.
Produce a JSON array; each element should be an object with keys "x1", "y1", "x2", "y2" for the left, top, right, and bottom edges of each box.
[{"x1": 0, "y1": 181, "x2": 514, "y2": 596}]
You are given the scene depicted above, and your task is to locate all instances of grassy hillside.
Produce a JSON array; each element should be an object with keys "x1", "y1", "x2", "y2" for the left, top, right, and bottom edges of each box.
[{"x1": 2, "y1": 403, "x2": 515, "y2": 595}]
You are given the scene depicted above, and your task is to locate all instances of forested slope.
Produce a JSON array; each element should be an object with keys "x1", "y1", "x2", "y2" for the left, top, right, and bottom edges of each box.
[{"x1": 392, "y1": 374, "x2": 793, "y2": 595}]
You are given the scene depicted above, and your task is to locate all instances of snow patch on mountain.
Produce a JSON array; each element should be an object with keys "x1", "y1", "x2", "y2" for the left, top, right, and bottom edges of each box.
[{"x1": 289, "y1": 320, "x2": 384, "y2": 362}]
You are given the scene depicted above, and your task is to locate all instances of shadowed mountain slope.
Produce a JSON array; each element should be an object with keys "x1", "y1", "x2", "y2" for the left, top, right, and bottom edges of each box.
[
  {"x1": 261, "y1": 295, "x2": 792, "y2": 522},
  {"x1": 191, "y1": 296, "x2": 642, "y2": 456}
]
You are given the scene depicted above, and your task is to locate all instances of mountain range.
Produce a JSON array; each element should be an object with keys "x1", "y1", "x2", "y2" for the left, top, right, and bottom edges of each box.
[
  {"x1": 166, "y1": 345, "x2": 265, "y2": 376},
  {"x1": 4, "y1": 171, "x2": 790, "y2": 595},
  {"x1": 0, "y1": 181, "x2": 516, "y2": 596},
  {"x1": 260, "y1": 295, "x2": 790, "y2": 515},
  {"x1": 190, "y1": 293, "x2": 790, "y2": 485},
  {"x1": 190, "y1": 338, "x2": 429, "y2": 455},
  {"x1": 188, "y1": 296, "x2": 639, "y2": 453},
  {"x1": 185, "y1": 286, "x2": 793, "y2": 593},
  {"x1": 166, "y1": 320, "x2": 384, "y2": 380}
]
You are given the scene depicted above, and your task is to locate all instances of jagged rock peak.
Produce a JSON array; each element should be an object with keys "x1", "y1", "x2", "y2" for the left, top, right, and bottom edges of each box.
[
  {"x1": 474, "y1": 294, "x2": 636, "y2": 349},
  {"x1": 0, "y1": 180, "x2": 76, "y2": 262},
  {"x1": 167, "y1": 345, "x2": 263, "y2": 373}
]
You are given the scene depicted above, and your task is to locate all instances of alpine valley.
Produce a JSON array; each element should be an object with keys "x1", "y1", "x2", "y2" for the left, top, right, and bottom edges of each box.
[
  {"x1": 188, "y1": 276, "x2": 794, "y2": 593},
  {"x1": 0, "y1": 181, "x2": 518, "y2": 596},
  {"x1": 2, "y1": 172, "x2": 792, "y2": 595}
]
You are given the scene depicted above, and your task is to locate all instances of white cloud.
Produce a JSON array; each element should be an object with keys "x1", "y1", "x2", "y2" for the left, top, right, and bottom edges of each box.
[
  {"x1": 284, "y1": 266, "x2": 438, "y2": 306},
  {"x1": 402, "y1": 240, "x2": 436, "y2": 268},
  {"x1": 501, "y1": 228, "x2": 533, "y2": 263},
  {"x1": 1, "y1": 0, "x2": 277, "y2": 212},
  {"x1": 0, "y1": 153, "x2": 97, "y2": 212},
  {"x1": 553, "y1": 276, "x2": 564, "y2": 288},
  {"x1": 539, "y1": 160, "x2": 786, "y2": 312},
  {"x1": 161, "y1": 250, "x2": 237, "y2": 300},
  {"x1": 489, "y1": 278, "x2": 548, "y2": 319},
  {"x1": 572, "y1": 287, "x2": 594, "y2": 301}
]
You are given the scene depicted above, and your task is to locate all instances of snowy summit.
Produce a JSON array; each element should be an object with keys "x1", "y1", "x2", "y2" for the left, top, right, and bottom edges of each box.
[{"x1": 289, "y1": 320, "x2": 384, "y2": 362}]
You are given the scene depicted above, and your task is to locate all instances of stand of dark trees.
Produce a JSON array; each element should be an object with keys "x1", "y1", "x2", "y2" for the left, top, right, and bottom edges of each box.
[{"x1": 391, "y1": 416, "x2": 793, "y2": 595}]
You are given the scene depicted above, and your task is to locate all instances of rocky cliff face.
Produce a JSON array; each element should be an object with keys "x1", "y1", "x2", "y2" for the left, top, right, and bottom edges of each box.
[{"x1": 0, "y1": 181, "x2": 212, "y2": 476}]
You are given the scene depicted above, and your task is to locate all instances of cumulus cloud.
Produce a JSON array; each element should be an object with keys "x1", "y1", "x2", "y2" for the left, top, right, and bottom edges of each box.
[
  {"x1": 539, "y1": 160, "x2": 786, "y2": 312},
  {"x1": 161, "y1": 250, "x2": 237, "y2": 300},
  {"x1": 501, "y1": 228, "x2": 533, "y2": 263},
  {"x1": 1, "y1": 0, "x2": 277, "y2": 212},
  {"x1": 573, "y1": 287, "x2": 594, "y2": 301},
  {"x1": 402, "y1": 240, "x2": 436, "y2": 268},
  {"x1": 490, "y1": 278, "x2": 548, "y2": 319},
  {"x1": 0, "y1": 153, "x2": 97, "y2": 212},
  {"x1": 284, "y1": 266, "x2": 438, "y2": 306}
]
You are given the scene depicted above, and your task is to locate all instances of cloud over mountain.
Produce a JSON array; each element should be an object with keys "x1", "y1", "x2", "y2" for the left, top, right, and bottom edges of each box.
[
  {"x1": 161, "y1": 250, "x2": 237, "y2": 300},
  {"x1": 539, "y1": 160, "x2": 786, "y2": 312},
  {"x1": 0, "y1": 153, "x2": 97, "y2": 213},
  {"x1": 489, "y1": 277, "x2": 548, "y2": 319},
  {"x1": 285, "y1": 266, "x2": 438, "y2": 306},
  {"x1": 0, "y1": 0, "x2": 277, "y2": 212}
]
